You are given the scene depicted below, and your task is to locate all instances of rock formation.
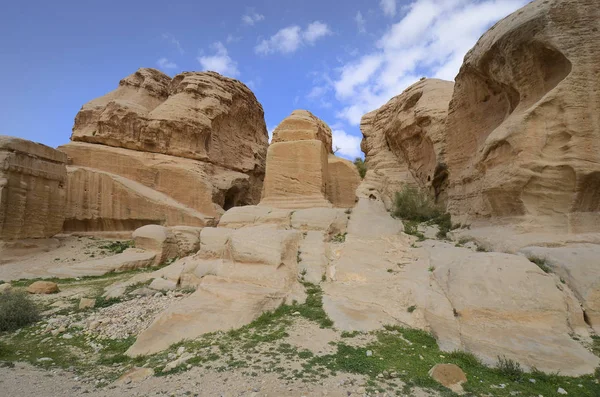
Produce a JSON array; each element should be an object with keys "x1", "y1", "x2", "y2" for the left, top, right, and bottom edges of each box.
[
  {"x1": 360, "y1": 79, "x2": 454, "y2": 209},
  {"x1": 260, "y1": 110, "x2": 360, "y2": 209},
  {"x1": 0, "y1": 136, "x2": 67, "y2": 240},
  {"x1": 59, "y1": 68, "x2": 268, "y2": 232},
  {"x1": 444, "y1": 0, "x2": 600, "y2": 231}
]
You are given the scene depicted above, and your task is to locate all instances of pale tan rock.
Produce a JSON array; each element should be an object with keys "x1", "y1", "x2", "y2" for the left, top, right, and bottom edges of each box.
[
  {"x1": 169, "y1": 226, "x2": 202, "y2": 256},
  {"x1": 429, "y1": 364, "x2": 467, "y2": 393},
  {"x1": 298, "y1": 231, "x2": 328, "y2": 284},
  {"x1": 0, "y1": 283, "x2": 12, "y2": 294},
  {"x1": 520, "y1": 244, "x2": 600, "y2": 333},
  {"x1": 63, "y1": 166, "x2": 213, "y2": 232},
  {"x1": 114, "y1": 367, "x2": 154, "y2": 385},
  {"x1": 126, "y1": 225, "x2": 304, "y2": 356},
  {"x1": 48, "y1": 249, "x2": 156, "y2": 278},
  {"x1": 0, "y1": 136, "x2": 67, "y2": 240},
  {"x1": 326, "y1": 155, "x2": 361, "y2": 208},
  {"x1": 78, "y1": 298, "x2": 96, "y2": 310},
  {"x1": 260, "y1": 140, "x2": 332, "y2": 209},
  {"x1": 71, "y1": 69, "x2": 268, "y2": 177},
  {"x1": 420, "y1": 241, "x2": 598, "y2": 376},
  {"x1": 271, "y1": 110, "x2": 333, "y2": 153},
  {"x1": 26, "y1": 281, "x2": 59, "y2": 294},
  {"x1": 290, "y1": 208, "x2": 348, "y2": 237},
  {"x1": 217, "y1": 206, "x2": 292, "y2": 229},
  {"x1": 445, "y1": 0, "x2": 600, "y2": 231},
  {"x1": 360, "y1": 79, "x2": 453, "y2": 207},
  {"x1": 132, "y1": 225, "x2": 178, "y2": 266},
  {"x1": 149, "y1": 278, "x2": 177, "y2": 291}
]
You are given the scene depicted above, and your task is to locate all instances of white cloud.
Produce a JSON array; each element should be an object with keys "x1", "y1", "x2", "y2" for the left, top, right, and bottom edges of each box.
[
  {"x1": 197, "y1": 42, "x2": 240, "y2": 77},
  {"x1": 332, "y1": 129, "x2": 363, "y2": 159},
  {"x1": 355, "y1": 12, "x2": 366, "y2": 34},
  {"x1": 242, "y1": 12, "x2": 265, "y2": 26},
  {"x1": 255, "y1": 22, "x2": 331, "y2": 55},
  {"x1": 331, "y1": 0, "x2": 528, "y2": 126},
  {"x1": 226, "y1": 34, "x2": 241, "y2": 44},
  {"x1": 380, "y1": 0, "x2": 397, "y2": 17},
  {"x1": 303, "y1": 21, "x2": 331, "y2": 44},
  {"x1": 156, "y1": 57, "x2": 177, "y2": 70},
  {"x1": 162, "y1": 33, "x2": 184, "y2": 54},
  {"x1": 267, "y1": 125, "x2": 278, "y2": 142}
]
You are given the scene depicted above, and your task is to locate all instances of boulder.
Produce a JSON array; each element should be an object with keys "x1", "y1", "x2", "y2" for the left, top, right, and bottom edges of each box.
[
  {"x1": 444, "y1": 0, "x2": 600, "y2": 231},
  {"x1": 132, "y1": 225, "x2": 178, "y2": 265},
  {"x1": 169, "y1": 226, "x2": 203, "y2": 256},
  {"x1": 359, "y1": 79, "x2": 453, "y2": 208},
  {"x1": 148, "y1": 278, "x2": 177, "y2": 291},
  {"x1": 429, "y1": 364, "x2": 467, "y2": 393},
  {"x1": 0, "y1": 136, "x2": 67, "y2": 240},
  {"x1": 26, "y1": 281, "x2": 59, "y2": 294},
  {"x1": 79, "y1": 298, "x2": 96, "y2": 310}
]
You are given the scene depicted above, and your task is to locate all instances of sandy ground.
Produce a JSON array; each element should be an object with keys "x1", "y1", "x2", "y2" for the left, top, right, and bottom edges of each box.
[
  {"x1": 0, "y1": 236, "x2": 122, "y2": 281},
  {"x1": 0, "y1": 362, "x2": 437, "y2": 397}
]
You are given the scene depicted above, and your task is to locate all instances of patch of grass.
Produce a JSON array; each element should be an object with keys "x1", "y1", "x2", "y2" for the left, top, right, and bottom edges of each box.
[
  {"x1": 476, "y1": 245, "x2": 488, "y2": 252},
  {"x1": 354, "y1": 158, "x2": 367, "y2": 179},
  {"x1": 94, "y1": 296, "x2": 123, "y2": 308},
  {"x1": 428, "y1": 266, "x2": 435, "y2": 272},
  {"x1": 332, "y1": 233, "x2": 347, "y2": 243},
  {"x1": 496, "y1": 355, "x2": 523, "y2": 381},
  {"x1": 0, "y1": 291, "x2": 41, "y2": 332},
  {"x1": 407, "y1": 305, "x2": 417, "y2": 313},
  {"x1": 528, "y1": 256, "x2": 552, "y2": 273},
  {"x1": 341, "y1": 331, "x2": 360, "y2": 338},
  {"x1": 99, "y1": 240, "x2": 134, "y2": 254}
]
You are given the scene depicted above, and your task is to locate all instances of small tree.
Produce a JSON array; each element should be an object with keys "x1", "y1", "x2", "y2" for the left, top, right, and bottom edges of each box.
[
  {"x1": 0, "y1": 291, "x2": 40, "y2": 332},
  {"x1": 354, "y1": 158, "x2": 367, "y2": 179}
]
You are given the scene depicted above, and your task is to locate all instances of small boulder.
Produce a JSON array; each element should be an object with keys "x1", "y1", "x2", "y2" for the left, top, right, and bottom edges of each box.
[
  {"x1": 149, "y1": 278, "x2": 177, "y2": 291},
  {"x1": 429, "y1": 363, "x2": 467, "y2": 393},
  {"x1": 27, "y1": 281, "x2": 59, "y2": 294},
  {"x1": 79, "y1": 298, "x2": 96, "y2": 310},
  {"x1": 114, "y1": 367, "x2": 154, "y2": 385}
]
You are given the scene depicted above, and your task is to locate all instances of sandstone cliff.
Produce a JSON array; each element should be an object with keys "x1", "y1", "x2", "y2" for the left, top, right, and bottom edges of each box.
[
  {"x1": 0, "y1": 136, "x2": 67, "y2": 240},
  {"x1": 360, "y1": 79, "x2": 454, "y2": 209},
  {"x1": 445, "y1": 0, "x2": 600, "y2": 231},
  {"x1": 60, "y1": 69, "x2": 269, "y2": 232}
]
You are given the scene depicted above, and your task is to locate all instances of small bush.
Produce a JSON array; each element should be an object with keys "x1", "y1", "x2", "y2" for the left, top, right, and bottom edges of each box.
[
  {"x1": 0, "y1": 291, "x2": 41, "y2": 332},
  {"x1": 100, "y1": 240, "x2": 134, "y2": 254},
  {"x1": 497, "y1": 355, "x2": 523, "y2": 381},
  {"x1": 393, "y1": 186, "x2": 451, "y2": 238},
  {"x1": 354, "y1": 158, "x2": 367, "y2": 179},
  {"x1": 403, "y1": 221, "x2": 425, "y2": 241},
  {"x1": 528, "y1": 256, "x2": 551, "y2": 273},
  {"x1": 407, "y1": 305, "x2": 417, "y2": 313},
  {"x1": 332, "y1": 233, "x2": 347, "y2": 243}
]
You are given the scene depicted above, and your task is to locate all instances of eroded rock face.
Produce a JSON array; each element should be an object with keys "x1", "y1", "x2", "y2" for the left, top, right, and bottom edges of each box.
[
  {"x1": 261, "y1": 110, "x2": 359, "y2": 209},
  {"x1": 360, "y1": 79, "x2": 454, "y2": 208},
  {"x1": 60, "y1": 68, "x2": 269, "y2": 232},
  {"x1": 445, "y1": 0, "x2": 600, "y2": 231},
  {"x1": 0, "y1": 136, "x2": 67, "y2": 240},
  {"x1": 71, "y1": 69, "x2": 268, "y2": 175}
]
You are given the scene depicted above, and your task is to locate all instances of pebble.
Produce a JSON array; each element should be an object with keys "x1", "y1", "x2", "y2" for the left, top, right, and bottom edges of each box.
[
  {"x1": 366, "y1": 350, "x2": 373, "y2": 357},
  {"x1": 557, "y1": 388, "x2": 567, "y2": 395}
]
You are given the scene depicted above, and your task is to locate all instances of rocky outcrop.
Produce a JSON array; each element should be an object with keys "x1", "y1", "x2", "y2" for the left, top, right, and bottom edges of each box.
[
  {"x1": 0, "y1": 136, "x2": 67, "y2": 240},
  {"x1": 445, "y1": 0, "x2": 600, "y2": 231},
  {"x1": 260, "y1": 110, "x2": 360, "y2": 209},
  {"x1": 360, "y1": 79, "x2": 454, "y2": 208},
  {"x1": 60, "y1": 68, "x2": 269, "y2": 232}
]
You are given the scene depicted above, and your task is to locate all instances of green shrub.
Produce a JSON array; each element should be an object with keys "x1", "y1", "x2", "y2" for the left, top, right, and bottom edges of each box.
[
  {"x1": 403, "y1": 221, "x2": 425, "y2": 241},
  {"x1": 393, "y1": 186, "x2": 451, "y2": 238},
  {"x1": 354, "y1": 158, "x2": 367, "y2": 179},
  {"x1": 100, "y1": 240, "x2": 134, "y2": 254},
  {"x1": 332, "y1": 233, "x2": 347, "y2": 243},
  {"x1": 528, "y1": 256, "x2": 551, "y2": 273},
  {"x1": 0, "y1": 291, "x2": 41, "y2": 332},
  {"x1": 496, "y1": 355, "x2": 523, "y2": 381}
]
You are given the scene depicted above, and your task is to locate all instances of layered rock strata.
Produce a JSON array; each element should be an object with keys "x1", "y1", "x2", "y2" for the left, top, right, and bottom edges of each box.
[
  {"x1": 59, "y1": 68, "x2": 269, "y2": 232},
  {"x1": 0, "y1": 136, "x2": 67, "y2": 240}
]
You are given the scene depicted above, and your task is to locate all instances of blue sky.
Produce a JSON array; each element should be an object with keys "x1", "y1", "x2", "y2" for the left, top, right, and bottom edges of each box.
[{"x1": 0, "y1": 0, "x2": 528, "y2": 160}]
